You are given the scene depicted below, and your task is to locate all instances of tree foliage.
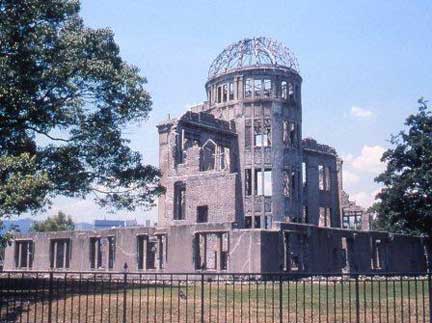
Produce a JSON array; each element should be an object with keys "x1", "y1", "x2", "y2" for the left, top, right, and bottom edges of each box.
[
  {"x1": 31, "y1": 211, "x2": 75, "y2": 232},
  {"x1": 372, "y1": 99, "x2": 432, "y2": 237},
  {"x1": 0, "y1": 0, "x2": 163, "y2": 220}
]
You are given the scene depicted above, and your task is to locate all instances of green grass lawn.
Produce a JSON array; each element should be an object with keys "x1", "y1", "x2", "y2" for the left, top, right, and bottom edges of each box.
[{"x1": 1, "y1": 277, "x2": 430, "y2": 322}]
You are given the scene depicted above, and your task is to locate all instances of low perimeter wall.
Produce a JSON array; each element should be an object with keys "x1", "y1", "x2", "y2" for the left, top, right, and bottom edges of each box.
[{"x1": 3, "y1": 223, "x2": 429, "y2": 274}]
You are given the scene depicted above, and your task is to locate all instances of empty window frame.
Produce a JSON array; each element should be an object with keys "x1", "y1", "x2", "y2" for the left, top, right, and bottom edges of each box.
[
  {"x1": 222, "y1": 84, "x2": 228, "y2": 102},
  {"x1": 89, "y1": 238, "x2": 102, "y2": 269},
  {"x1": 146, "y1": 241, "x2": 157, "y2": 270},
  {"x1": 288, "y1": 82, "x2": 295, "y2": 101},
  {"x1": 302, "y1": 162, "x2": 307, "y2": 187},
  {"x1": 254, "y1": 119, "x2": 271, "y2": 147},
  {"x1": 303, "y1": 206, "x2": 309, "y2": 223},
  {"x1": 263, "y1": 79, "x2": 272, "y2": 97},
  {"x1": 217, "y1": 86, "x2": 222, "y2": 103},
  {"x1": 108, "y1": 236, "x2": 116, "y2": 270},
  {"x1": 245, "y1": 121, "x2": 252, "y2": 148},
  {"x1": 157, "y1": 235, "x2": 167, "y2": 270},
  {"x1": 229, "y1": 82, "x2": 235, "y2": 100},
  {"x1": 219, "y1": 145, "x2": 230, "y2": 170},
  {"x1": 245, "y1": 169, "x2": 252, "y2": 196},
  {"x1": 254, "y1": 79, "x2": 262, "y2": 97},
  {"x1": 283, "y1": 232, "x2": 304, "y2": 272},
  {"x1": 197, "y1": 205, "x2": 209, "y2": 223},
  {"x1": 289, "y1": 122, "x2": 297, "y2": 146},
  {"x1": 244, "y1": 216, "x2": 261, "y2": 228},
  {"x1": 324, "y1": 166, "x2": 331, "y2": 191},
  {"x1": 291, "y1": 170, "x2": 296, "y2": 198},
  {"x1": 255, "y1": 169, "x2": 272, "y2": 196},
  {"x1": 281, "y1": 81, "x2": 288, "y2": 99},
  {"x1": 283, "y1": 121, "x2": 297, "y2": 146},
  {"x1": 342, "y1": 210, "x2": 363, "y2": 230},
  {"x1": 319, "y1": 165, "x2": 325, "y2": 191},
  {"x1": 174, "y1": 182, "x2": 186, "y2": 220},
  {"x1": 200, "y1": 140, "x2": 216, "y2": 171},
  {"x1": 14, "y1": 240, "x2": 33, "y2": 269},
  {"x1": 319, "y1": 207, "x2": 331, "y2": 227},
  {"x1": 50, "y1": 239, "x2": 71, "y2": 269},
  {"x1": 244, "y1": 78, "x2": 253, "y2": 98},
  {"x1": 137, "y1": 235, "x2": 146, "y2": 270},
  {"x1": 319, "y1": 165, "x2": 331, "y2": 191},
  {"x1": 137, "y1": 235, "x2": 157, "y2": 270},
  {"x1": 194, "y1": 232, "x2": 228, "y2": 271}
]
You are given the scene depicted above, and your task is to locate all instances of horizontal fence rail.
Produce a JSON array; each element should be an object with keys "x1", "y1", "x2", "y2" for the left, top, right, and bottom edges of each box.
[{"x1": 0, "y1": 271, "x2": 431, "y2": 322}]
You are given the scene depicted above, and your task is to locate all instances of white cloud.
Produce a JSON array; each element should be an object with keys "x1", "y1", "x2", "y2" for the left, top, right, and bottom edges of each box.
[
  {"x1": 351, "y1": 106, "x2": 374, "y2": 119},
  {"x1": 350, "y1": 188, "x2": 382, "y2": 208},
  {"x1": 343, "y1": 169, "x2": 360, "y2": 186},
  {"x1": 346, "y1": 145, "x2": 386, "y2": 174}
]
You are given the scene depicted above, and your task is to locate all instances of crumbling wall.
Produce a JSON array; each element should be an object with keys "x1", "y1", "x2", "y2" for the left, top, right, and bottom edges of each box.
[{"x1": 302, "y1": 140, "x2": 341, "y2": 228}]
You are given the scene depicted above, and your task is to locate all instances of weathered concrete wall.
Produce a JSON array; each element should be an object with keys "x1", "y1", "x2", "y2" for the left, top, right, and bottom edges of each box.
[
  {"x1": 3, "y1": 223, "x2": 428, "y2": 274},
  {"x1": 4, "y1": 227, "x2": 159, "y2": 272}
]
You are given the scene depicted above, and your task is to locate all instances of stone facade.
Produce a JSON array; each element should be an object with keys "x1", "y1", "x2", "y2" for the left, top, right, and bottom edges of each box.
[{"x1": 3, "y1": 37, "x2": 430, "y2": 274}]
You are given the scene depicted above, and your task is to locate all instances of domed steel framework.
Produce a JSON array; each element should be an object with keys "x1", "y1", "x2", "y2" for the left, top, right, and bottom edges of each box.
[{"x1": 208, "y1": 37, "x2": 300, "y2": 79}]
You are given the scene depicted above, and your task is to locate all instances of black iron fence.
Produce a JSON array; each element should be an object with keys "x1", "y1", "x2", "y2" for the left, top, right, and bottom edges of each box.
[{"x1": 0, "y1": 270, "x2": 431, "y2": 322}]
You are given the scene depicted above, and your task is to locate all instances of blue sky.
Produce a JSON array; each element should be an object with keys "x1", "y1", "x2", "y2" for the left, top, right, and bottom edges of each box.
[{"x1": 40, "y1": 0, "x2": 432, "y2": 223}]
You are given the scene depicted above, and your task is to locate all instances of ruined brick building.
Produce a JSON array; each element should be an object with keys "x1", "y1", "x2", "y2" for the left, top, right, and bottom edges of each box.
[{"x1": 4, "y1": 38, "x2": 429, "y2": 274}]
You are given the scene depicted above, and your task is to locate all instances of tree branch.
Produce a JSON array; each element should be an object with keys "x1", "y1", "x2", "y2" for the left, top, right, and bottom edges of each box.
[{"x1": 24, "y1": 125, "x2": 73, "y2": 143}]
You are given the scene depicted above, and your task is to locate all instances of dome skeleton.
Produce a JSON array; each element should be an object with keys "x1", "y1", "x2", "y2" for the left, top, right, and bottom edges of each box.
[{"x1": 208, "y1": 37, "x2": 300, "y2": 79}]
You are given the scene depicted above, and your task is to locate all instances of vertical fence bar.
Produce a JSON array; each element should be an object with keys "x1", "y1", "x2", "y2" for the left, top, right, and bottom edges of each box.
[
  {"x1": 355, "y1": 274, "x2": 360, "y2": 323},
  {"x1": 47, "y1": 271, "x2": 54, "y2": 323},
  {"x1": 123, "y1": 264, "x2": 128, "y2": 323},
  {"x1": 201, "y1": 273, "x2": 205, "y2": 323},
  {"x1": 428, "y1": 273, "x2": 432, "y2": 323},
  {"x1": 279, "y1": 275, "x2": 283, "y2": 323}
]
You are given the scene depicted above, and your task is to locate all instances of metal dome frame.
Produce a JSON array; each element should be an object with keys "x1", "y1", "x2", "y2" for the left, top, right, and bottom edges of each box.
[{"x1": 208, "y1": 37, "x2": 300, "y2": 79}]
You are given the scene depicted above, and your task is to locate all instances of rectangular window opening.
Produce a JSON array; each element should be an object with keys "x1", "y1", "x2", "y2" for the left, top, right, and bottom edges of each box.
[
  {"x1": 229, "y1": 82, "x2": 234, "y2": 100},
  {"x1": 15, "y1": 240, "x2": 34, "y2": 269},
  {"x1": 253, "y1": 79, "x2": 262, "y2": 97},
  {"x1": 281, "y1": 81, "x2": 288, "y2": 99},
  {"x1": 50, "y1": 239, "x2": 71, "y2": 269},
  {"x1": 197, "y1": 205, "x2": 209, "y2": 223},
  {"x1": 263, "y1": 79, "x2": 272, "y2": 97},
  {"x1": 174, "y1": 182, "x2": 186, "y2": 220},
  {"x1": 89, "y1": 238, "x2": 102, "y2": 269},
  {"x1": 217, "y1": 86, "x2": 222, "y2": 103},
  {"x1": 222, "y1": 84, "x2": 228, "y2": 102},
  {"x1": 108, "y1": 236, "x2": 116, "y2": 270},
  {"x1": 244, "y1": 79, "x2": 252, "y2": 98},
  {"x1": 255, "y1": 168, "x2": 272, "y2": 196}
]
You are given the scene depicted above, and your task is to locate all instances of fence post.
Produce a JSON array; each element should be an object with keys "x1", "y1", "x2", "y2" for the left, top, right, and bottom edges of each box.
[
  {"x1": 428, "y1": 272, "x2": 432, "y2": 323},
  {"x1": 355, "y1": 274, "x2": 360, "y2": 323},
  {"x1": 200, "y1": 273, "x2": 205, "y2": 323},
  {"x1": 47, "y1": 271, "x2": 54, "y2": 323},
  {"x1": 279, "y1": 275, "x2": 283, "y2": 323},
  {"x1": 123, "y1": 263, "x2": 128, "y2": 323}
]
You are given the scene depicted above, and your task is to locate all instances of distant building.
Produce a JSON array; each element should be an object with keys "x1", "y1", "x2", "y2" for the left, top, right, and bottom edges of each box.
[
  {"x1": 340, "y1": 191, "x2": 371, "y2": 231},
  {"x1": 94, "y1": 219, "x2": 137, "y2": 230}
]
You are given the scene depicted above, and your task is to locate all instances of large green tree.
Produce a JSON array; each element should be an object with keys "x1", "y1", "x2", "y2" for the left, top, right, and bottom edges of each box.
[
  {"x1": 31, "y1": 211, "x2": 75, "y2": 232},
  {"x1": 0, "y1": 0, "x2": 162, "y2": 224},
  {"x1": 372, "y1": 99, "x2": 432, "y2": 237}
]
